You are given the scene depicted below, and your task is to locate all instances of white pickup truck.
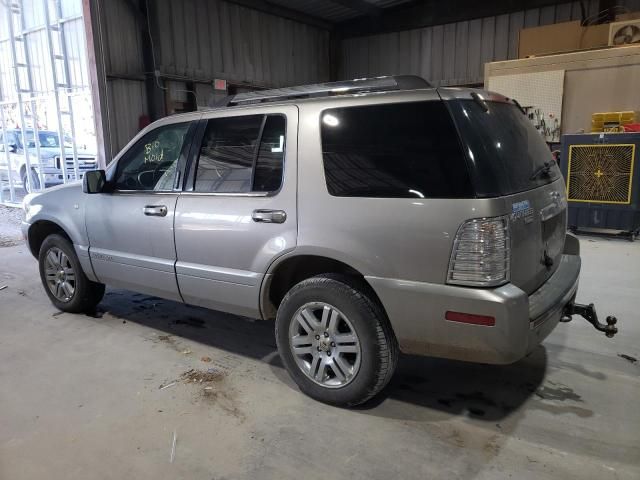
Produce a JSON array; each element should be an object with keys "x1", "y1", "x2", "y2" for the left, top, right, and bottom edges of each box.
[{"x1": 0, "y1": 128, "x2": 97, "y2": 192}]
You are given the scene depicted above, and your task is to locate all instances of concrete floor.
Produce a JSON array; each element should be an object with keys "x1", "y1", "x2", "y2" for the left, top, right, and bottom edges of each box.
[{"x1": 0, "y1": 233, "x2": 639, "y2": 480}]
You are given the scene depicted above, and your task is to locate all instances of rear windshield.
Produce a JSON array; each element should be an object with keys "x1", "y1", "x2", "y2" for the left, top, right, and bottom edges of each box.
[{"x1": 447, "y1": 99, "x2": 560, "y2": 197}]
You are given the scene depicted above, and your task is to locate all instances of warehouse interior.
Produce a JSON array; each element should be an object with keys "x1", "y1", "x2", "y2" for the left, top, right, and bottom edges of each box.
[{"x1": 1, "y1": 1, "x2": 640, "y2": 479}]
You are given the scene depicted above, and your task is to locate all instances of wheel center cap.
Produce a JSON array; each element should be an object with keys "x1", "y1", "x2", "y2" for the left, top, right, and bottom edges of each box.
[{"x1": 319, "y1": 338, "x2": 331, "y2": 352}]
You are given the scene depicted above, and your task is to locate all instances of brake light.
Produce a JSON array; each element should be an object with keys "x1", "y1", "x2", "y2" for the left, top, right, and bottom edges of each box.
[{"x1": 447, "y1": 216, "x2": 510, "y2": 287}]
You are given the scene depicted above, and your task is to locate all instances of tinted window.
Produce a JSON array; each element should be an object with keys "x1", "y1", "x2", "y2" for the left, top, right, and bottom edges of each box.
[
  {"x1": 113, "y1": 123, "x2": 190, "y2": 191},
  {"x1": 194, "y1": 114, "x2": 285, "y2": 193},
  {"x1": 253, "y1": 115, "x2": 286, "y2": 192},
  {"x1": 320, "y1": 101, "x2": 472, "y2": 198},
  {"x1": 194, "y1": 115, "x2": 262, "y2": 193},
  {"x1": 448, "y1": 100, "x2": 560, "y2": 197}
]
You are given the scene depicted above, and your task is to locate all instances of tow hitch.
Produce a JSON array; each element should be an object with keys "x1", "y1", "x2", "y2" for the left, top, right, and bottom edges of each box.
[{"x1": 561, "y1": 302, "x2": 618, "y2": 338}]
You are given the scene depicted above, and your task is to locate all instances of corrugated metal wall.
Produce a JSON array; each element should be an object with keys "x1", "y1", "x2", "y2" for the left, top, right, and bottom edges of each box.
[
  {"x1": 340, "y1": 0, "x2": 640, "y2": 86},
  {"x1": 99, "y1": 0, "x2": 147, "y2": 154},
  {"x1": 155, "y1": 0, "x2": 329, "y2": 86},
  {"x1": 95, "y1": 0, "x2": 640, "y2": 156},
  {"x1": 100, "y1": 0, "x2": 330, "y2": 154}
]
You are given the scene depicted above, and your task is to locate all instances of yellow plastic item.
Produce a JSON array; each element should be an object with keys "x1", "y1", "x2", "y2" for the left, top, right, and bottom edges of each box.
[{"x1": 591, "y1": 111, "x2": 636, "y2": 133}]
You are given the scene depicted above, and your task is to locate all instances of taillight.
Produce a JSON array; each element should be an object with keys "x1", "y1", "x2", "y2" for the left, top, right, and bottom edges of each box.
[{"x1": 447, "y1": 216, "x2": 510, "y2": 287}]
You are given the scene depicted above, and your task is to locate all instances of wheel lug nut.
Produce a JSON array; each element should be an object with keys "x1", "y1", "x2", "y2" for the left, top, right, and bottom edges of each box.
[
  {"x1": 327, "y1": 351, "x2": 332, "y2": 356},
  {"x1": 324, "y1": 332, "x2": 329, "y2": 337},
  {"x1": 317, "y1": 346, "x2": 321, "y2": 351},
  {"x1": 315, "y1": 335, "x2": 320, "y2": 340},
  {"x1": 331, "y1": 342, "x2": 336, "y2": 347}
]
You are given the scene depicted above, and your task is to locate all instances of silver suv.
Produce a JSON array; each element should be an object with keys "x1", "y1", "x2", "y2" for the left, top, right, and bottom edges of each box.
[{"x1": 22, "y1": 76, "x2": 617, "y2": 406}]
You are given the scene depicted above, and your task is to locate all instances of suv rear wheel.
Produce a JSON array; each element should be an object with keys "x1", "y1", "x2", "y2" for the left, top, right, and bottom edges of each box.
[
  {"x1": 38, "y1": 234, "x2": 105, "y2": 313},
  {"x1": 275, "y1": 274, "x2": 398, "y2": 406}
]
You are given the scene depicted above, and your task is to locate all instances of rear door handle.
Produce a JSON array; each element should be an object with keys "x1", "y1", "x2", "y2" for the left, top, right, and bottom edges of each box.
[
  {"x1": 252, "y1": 209, "x2": 286, "y2": 224},
  {"x1": 143, "y1": 205, "x2": 168, "y2": 217}
]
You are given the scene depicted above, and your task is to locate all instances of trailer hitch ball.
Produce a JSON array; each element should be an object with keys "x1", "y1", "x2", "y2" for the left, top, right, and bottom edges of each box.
[
  {"x1": 604, "y1": 316, "x2": 618, "y2": 338},
  {"x1": 562, "y1": 302, "x2": 618, "y2": 338}
]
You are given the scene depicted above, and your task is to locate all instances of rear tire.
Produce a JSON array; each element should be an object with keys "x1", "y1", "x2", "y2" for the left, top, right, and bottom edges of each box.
[
  {"x1": 276, "y1": 274, "x2": 398, "y2": 407},
  {"x1": 39, "y1": 234, "x2": 105, "y2": 313}
]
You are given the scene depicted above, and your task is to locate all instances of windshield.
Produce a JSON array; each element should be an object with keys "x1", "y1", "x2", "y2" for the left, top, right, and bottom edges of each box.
[
  {"x1": 19, "y1": 131, "x2": 73, "y2": 149},
  {"x1": 447, "y1": 99, "x2": 561, "y2": 197}
]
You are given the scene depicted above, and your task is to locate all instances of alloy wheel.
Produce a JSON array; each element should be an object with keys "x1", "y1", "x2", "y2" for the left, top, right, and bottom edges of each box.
[
  {"x1": 288, "y1": 302, "x2": 361, "y2": 388},
  {"x1": 44, "y1": 247, "x2": 76, "y2": 302}
]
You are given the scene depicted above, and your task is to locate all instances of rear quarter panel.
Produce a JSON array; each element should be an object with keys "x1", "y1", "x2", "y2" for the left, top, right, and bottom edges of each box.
[{"x1": 295, "y1": 95, "x2": 511, "y2": 284}]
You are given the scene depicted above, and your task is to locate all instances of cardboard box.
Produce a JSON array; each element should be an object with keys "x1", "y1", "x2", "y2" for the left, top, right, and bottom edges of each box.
[
  {"x1": 518, "y1": 20, "x2": 610, "y2": 58},
  {"x1": 615, "y1": 12, "x2": 640, "y2": 22}
]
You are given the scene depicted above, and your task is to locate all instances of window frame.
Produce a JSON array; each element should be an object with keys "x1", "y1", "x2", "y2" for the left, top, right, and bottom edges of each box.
[
  {"x1": 108, "y1": 120, "x2": 197, "y2": 194},
  {"x1": 184, "y1": 112, "x2": 288, "y2": 197}
]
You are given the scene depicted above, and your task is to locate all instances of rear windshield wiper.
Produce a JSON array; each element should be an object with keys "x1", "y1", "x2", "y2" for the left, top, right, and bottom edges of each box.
[
  {"x1": 530, "y1": 159, "x2": 556, "y2": 180},
  {"x1": 512, "y1": 98, "x2": 526, "y2": 115}
]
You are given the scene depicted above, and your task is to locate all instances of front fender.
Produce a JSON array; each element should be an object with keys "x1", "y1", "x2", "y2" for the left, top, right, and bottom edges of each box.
[
  {"x1": 24, "y1": 183, "x2": 88, "y2": 252},
  {"x1": 24, "y1": 184, "x2": 98, "y2": 282}
]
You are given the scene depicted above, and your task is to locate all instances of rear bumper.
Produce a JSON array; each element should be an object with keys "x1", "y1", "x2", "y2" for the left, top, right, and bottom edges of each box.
[{"x1": 366, "y1": 253, "x2": 580, "y2": 364}]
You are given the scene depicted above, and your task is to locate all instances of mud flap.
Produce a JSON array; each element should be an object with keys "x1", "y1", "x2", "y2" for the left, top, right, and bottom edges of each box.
[{"x1": 561, "y1": 302, "x2": 618, "y2": 338}]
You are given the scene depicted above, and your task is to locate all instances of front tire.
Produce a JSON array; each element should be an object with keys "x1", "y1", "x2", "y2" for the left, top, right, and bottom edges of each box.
[
  {"x1": 276, "y1": 274, "x2": 398, "y2": 407},
  {"x1": 39, "y1": 234, "x2": 105, "y2": 313},
  {"x1": 22, "y1": 168, "x2": 40, "y2": 193}
]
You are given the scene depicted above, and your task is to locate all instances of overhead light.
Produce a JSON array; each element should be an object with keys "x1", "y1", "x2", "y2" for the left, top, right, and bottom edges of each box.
[
  {"x1": 322, "y1": 114, "x2": 339, "y2": 127},
  {"x1": 408, "y1": 189, "x2": 424, "y2": 198}
]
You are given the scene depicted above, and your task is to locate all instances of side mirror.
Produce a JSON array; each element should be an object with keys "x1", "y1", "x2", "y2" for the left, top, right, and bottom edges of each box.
[
  {"x1": 83, "y1": 169, "x2": 107, "y2": 194},
  {"x1": 8, "y1": 143, "x2": 17, "y2": 153}
]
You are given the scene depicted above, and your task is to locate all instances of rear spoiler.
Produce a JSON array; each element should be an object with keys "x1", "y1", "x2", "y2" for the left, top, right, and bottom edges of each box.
[{"x1": 437, "y1": 88, "x2": 526, "y2": 114}]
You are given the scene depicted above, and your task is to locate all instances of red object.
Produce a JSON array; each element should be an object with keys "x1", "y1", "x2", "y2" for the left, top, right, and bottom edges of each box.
[
  {"x1": 445, "y1": 311, "x2": 496, "y2": 326},
  {"x1": 138, "y1": 114, "x2": 151, "y2": 130},
  {"x1": 623, "y1": 123, "x2": 640, "y2": 132},
  {"x1": 213, "y1": 78, "x2": 227, "y2": 91}
]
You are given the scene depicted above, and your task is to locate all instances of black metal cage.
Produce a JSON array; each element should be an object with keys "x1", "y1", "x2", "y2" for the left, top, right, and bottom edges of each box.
[{"x1": 560, "y1": 132, "x2": 640, "y2": 239}]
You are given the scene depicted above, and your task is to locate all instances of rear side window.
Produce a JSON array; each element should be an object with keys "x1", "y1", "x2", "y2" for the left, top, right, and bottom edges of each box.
[
  {"x1": 320, "y1": 101, "x2": 473, "y2": 198},
  {"x1": 253, "y1": 115, "x2": 286, "y2": 192},
  {"x1": 194, "y1": 114, "x2": 286, "y2": 193},
  {"x1": 194, "y1": 115, "x2": 262, "y2": 193}
]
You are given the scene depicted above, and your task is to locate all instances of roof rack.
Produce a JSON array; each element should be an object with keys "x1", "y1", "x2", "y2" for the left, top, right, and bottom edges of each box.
[{"x1": 223, "y1": 75, "x2": 431, "y2": 107}]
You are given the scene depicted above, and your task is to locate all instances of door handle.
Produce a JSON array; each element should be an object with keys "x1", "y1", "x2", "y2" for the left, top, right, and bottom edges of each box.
[
  {"x1": 143, "y1": 205, "x2": 168, "y2": 217},
  {"x1": 252, "y1": 209, "x2": 286, "y2": 224}
]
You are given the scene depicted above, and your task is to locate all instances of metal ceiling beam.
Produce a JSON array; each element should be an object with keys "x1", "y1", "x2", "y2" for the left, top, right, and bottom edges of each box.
[
  {"x1": 225, "y1": 0, "x2": 332, "y2": 29},
  {"x1": 336, "y1": 0, "x2": 569, "y2": 38},
  {"x1": 331, "y1": 0, "x2": 382, "y2": 16}
]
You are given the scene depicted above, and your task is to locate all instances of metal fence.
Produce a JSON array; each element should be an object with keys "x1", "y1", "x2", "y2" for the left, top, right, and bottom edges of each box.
[{"x1": 0, "y1": 0, "x2": 94, "y2": 204}]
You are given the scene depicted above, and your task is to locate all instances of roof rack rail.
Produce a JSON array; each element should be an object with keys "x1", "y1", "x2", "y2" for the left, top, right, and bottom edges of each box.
[{"x1": 224, "y1": 75, "x2": 431, "y2": 107}]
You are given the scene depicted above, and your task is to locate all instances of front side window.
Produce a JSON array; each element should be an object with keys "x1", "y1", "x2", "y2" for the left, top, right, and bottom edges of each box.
[
  {"x1": 193, "y1": 114, "x2": 286, "y2": 193},
  {"x1": 320, "y1": 101, "x2": 473, "y2": 198},
  {"x1": 113, "y1": 123, "x2": 190, "y2": 191}
]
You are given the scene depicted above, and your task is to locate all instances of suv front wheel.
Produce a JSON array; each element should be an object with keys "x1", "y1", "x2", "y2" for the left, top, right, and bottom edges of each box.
[
  {"x1": 22, "y1": 167, "x2": 40, "y2": 193},
  {"x1": 38, "y1": 234, "x2": 105, "y2": 313},
  {"x1": 276, "y1": 274, "x2": 398, "y2": 406}
]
